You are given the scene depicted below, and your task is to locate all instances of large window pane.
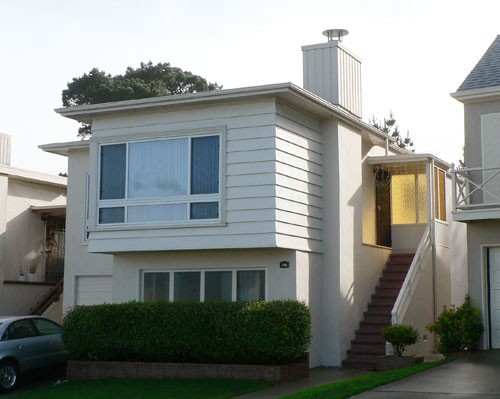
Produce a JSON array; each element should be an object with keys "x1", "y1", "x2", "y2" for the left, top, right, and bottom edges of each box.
[
  {"x1": 128, "y1": 203, "x2": 187, "y2": 223},
  {"x1": 438, "y1": 169, "x2": 446, "y2": 221},
  {"x1": 99, "y1": 207, "x2": 124, "y2": 224},
  {"x1": 391, "y1": 174, "x2": 416, "y2": 224},
  {"x1": 100, "y1": 144, "x2": 126, "y2": 200},
  {"x1": 190, "y1": 202, "x2": 218, "y2": 219},
  {"x1": 237, "y1": 270, "x2": 265, "y2": 301},
  {"x1": 144, "y1": 272, "x2": 170, "y2": 302},
  {"x1": 128, "y1": 138, "x2": 188, "y2": 198},
  {"x1": 205, "y1": 271, "x2": 232, "y2": 301},
  {"x1": 417, "y1": 173, "x2": 427, "y2": 223},
  {"x1": 174, "y1": 272, "x2": 200, "y2": 302},
  {"x1": 191, "y1": 136, "x2": 219, "y2": 194}
]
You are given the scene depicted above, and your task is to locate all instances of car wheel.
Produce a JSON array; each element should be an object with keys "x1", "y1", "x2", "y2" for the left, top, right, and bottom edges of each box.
[{"x1": 0, "y1": 360, "x2": 18, "y2": 393}]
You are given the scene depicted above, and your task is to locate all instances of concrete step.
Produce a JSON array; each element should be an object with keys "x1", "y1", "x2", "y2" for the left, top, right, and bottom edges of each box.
[
  {"x1": 382, "y1": 270, "x2": 408, "y2": 280},
  {"x1": 390, "y1": 253, "x2": 415, "y2": 261},
  {"x1": 363, "y1": 312, "x2": 391, "y2": 323},
  {"x1": 385, "y1": 263, "x2": 411, "y2": 272},
  {"x1": 378, "y1": 279, "x2": 405, "y2": 289},
  {"x1": 354, "y1": 330, "x2": 384, "y2": 341},
  {"x1": 375, "y1": 286, "x2": 401, "y2": 297},
  {"x1": 367, "y1": 303, "x2": 393, "y2": 312},
  {"x1": 359, "y1": 321, "x2": 390, "y2": 332},
  {"x1": 351, "y1": 337, "x2": 386, "y2": 345},
  {"x1": 370, "y1": 295, "x2": 397, "y2": 305},
  {"x1": 342, "y1": 358, "x2": 377, "y2": 370},
  {"x1": 348, "y1": 343, "x2": 385, "y2": 355}
]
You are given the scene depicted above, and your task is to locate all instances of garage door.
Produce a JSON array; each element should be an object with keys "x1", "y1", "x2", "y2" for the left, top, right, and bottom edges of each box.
[
  {"x1": 76, "y1": 276, "x2": 112, "y2": 306},
  {"x1": 489, "y1": 248, "x2": 500, "y2": 348}
]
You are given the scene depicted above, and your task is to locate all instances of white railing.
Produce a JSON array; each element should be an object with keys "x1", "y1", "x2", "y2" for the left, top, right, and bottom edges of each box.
[
  {"x1": 391, "y1": 225, "x2": 432, "y2": 325},
  {"x1": 451, "y1": 166, "x2": 500, "y2": 211}
]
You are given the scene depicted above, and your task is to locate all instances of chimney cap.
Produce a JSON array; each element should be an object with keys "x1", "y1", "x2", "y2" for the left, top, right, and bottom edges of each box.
[{"x1": 322, "y1": 29, "x2": 349, "y2": 42}]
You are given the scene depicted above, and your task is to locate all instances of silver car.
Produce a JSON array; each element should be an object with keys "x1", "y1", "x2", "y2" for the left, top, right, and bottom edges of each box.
[{"x1": 0, "y1": 316, "x2": 69, "y2": 392}]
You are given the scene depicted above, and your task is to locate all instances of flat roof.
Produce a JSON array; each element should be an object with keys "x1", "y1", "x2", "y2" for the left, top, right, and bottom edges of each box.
[
  {"x1": 53, "y1": 82, "x2": 396, "y2": 147},
  {"x1": 0, "y1": 165, "x2": 67, "y2": 188}
]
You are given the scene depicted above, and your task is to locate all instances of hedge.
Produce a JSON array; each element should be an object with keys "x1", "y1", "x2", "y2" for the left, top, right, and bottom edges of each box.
[{"x1": 62, "y1": 300, "x2": 311, "y2": 365}]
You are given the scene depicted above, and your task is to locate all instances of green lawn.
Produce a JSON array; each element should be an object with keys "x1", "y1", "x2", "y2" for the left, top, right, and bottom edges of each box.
[
  {"x1": 9, "y1": 378, "x2": 269, "y2": 399},
  {"x1": 281, "y1": 358, "x2": 454, "y2": 399}
]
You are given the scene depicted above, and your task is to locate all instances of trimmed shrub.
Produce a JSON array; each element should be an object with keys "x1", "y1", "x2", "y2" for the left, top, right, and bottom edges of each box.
[
  {"x1": 427, "y1": 295, "x2": 483, "y2": 354},
  {"x1": 62, "y1": 300, "x2": 311, "y2": 365},
  {"x1": 381, "y1": 324, "x2": 419, "y2": 356}
]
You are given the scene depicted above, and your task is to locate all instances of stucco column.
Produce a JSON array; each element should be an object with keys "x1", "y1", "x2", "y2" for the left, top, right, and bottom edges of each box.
[
  {"x1": 0, "y1": 174, "x2": 8, "y2": 291},
  {"x1": 321, "y1": 120, "x2": 341, "y2": 365}
]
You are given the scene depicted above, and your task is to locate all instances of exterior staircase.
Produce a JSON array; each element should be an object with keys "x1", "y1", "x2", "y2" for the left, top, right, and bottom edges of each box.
[
  {"x1": 29, "y1": 278, "x2": 63, "y2": 316},
  {"x1": 342, "y1": 253, "x2": 414, "y2": 370}
]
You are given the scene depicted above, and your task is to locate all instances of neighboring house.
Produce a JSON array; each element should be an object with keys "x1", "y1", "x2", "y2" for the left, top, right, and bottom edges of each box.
[
  {"x1": 41, "y1": 32, "x2": 466, "y2": 368},
  {"x1": 451, "y1": 34, "x2": 500, "y2": 350},
  {"x1": 0, "y1": 133, "x2": 67, "y2": 323}
]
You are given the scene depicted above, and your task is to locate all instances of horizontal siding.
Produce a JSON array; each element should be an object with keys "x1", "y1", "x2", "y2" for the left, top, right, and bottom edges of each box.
[
  {"x1": 273, "y1": 104, "x2": 323, "y2": 249},
  {"x1": 87, "y1": 98, "x2": 325, "y2": 253}
]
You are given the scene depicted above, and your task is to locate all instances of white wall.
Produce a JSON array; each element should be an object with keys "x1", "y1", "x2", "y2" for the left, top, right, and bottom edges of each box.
[
  {"x1": 111, "y1": 247, "x2": 323, "y2": 367},
  {"x1": 87, "y1": 99, "x2": 321, "y2": 254},
  {"x1": 275, "y1": 101, "x2": 322, "y2": 253},
  {"x1": 4, "y1": 179, "x2": 66, "y2": 281},
  {"x1": 62, "y1": 148, "x2": 113, "y2": 314}
]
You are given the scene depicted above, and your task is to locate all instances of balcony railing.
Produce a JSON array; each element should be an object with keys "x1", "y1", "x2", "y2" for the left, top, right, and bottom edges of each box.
[{"x1": 451, "y1": 166, "x2": 500, "y2": 219}]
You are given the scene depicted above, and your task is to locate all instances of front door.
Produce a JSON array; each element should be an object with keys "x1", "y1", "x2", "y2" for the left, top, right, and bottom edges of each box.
[
  {"x1": 375, "y1": 169, "x2": 391, "y2": 247},
  {"x1": 489, "y1": 248, "x2": 500, "y2": 348}
]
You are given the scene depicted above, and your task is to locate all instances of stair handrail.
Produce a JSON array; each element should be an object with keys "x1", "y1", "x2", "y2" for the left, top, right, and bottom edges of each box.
[
  {"x1": 29, "y1": 278, "x2": 64, "y2": 316},
  {"x1": 391, "y1": 225, "x2": 432, "y2": 325}
]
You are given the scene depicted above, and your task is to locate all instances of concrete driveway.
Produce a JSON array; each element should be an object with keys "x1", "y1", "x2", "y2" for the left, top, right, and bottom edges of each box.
[{"x1": 352, "y1": 350, "x2": 500, "y2": 399}]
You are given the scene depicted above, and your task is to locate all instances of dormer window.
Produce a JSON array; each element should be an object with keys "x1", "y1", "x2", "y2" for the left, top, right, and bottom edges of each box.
[{"x1": 97, "y1": 133, "x2": 221, "y2": 226}]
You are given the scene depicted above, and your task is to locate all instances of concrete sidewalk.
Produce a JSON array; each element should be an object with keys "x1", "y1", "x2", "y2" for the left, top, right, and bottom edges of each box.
[
  {"x1": 234, "y1": 367, "x2": 373, "y2": 399},
  {"x1": 351, "y1": 350, "x2": 500, "y2": 398}
]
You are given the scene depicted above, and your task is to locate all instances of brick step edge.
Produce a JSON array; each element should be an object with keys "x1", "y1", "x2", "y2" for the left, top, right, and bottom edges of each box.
[{"x1": 67, "y1": 359, "x2": 309, "y2": 383}]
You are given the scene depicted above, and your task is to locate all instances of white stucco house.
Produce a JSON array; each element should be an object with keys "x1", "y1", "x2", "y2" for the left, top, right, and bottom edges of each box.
[
  {"x1": 451, "y1": 34, "x2": 500, "y2": 350},
  {"x1": 0, "y1": 133, "x2": 67, "y2": 322},
  {"x1": 41, "y1": 31, "x2": 467, "y2": 368}
]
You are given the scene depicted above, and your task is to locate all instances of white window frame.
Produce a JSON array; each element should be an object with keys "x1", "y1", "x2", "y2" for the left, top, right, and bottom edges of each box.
[
  {"x1": 434, "y1": 166, "x2": 447, "y2": 222},
  {"x1": 96, "y1": 131, "x2": 222, "y2": 227},
  {"x1": 83, "y1": 172, "x2": 90, "y2": 242},
  {"x1": 140, "y1": 268, "x2": 268, "y2": 303}
]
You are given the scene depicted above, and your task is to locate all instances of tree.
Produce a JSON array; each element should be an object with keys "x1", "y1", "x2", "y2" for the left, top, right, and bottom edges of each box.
[
  {"x1": 369, "y1": 111, "x2": 415, "y2": 152},
  {"x1": 62, "y1": 62, "x2": 222, "y2": 137}
]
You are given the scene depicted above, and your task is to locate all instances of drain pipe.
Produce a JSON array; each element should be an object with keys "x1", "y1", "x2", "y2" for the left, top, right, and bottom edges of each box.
[
  {"x1": 430, "y1": 159, "x2": 438, "y2": 326},
  {"x1": 385, "y1": 138, "x2": 389, "y2": 156}
]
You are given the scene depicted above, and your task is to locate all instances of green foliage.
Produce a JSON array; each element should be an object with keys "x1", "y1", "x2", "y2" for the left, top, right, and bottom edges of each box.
[
  {"x1": 62, "y1": 62, "x2": 222, "y2": 137},
  {"x1": 427, "y1": 295, "x2": 483, "y2": 354},
  {"x1": 381, "y1": 324, "x2": 419, "y2": 356},
  {"x1": 62, "y1": 300, "x2": 311, "y2": 365},
  {"x1": 369, "y1": 111, "x2": 415, "y2": 151},
  {"x1": 7, "y1": 378, "x2": 269, "y2": 399},
  {"x1": 281, "y1": 358, "x2": 454, "y2": 399}
]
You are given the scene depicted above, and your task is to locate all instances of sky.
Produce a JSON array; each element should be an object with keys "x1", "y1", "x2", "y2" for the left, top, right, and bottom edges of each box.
[{"x1": 1, "y1": 0, "x2": 499, "y2": 175}]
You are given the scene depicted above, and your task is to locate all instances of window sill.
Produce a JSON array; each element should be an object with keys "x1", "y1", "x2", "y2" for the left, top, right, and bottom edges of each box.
[{"x1": 89, "y1": 221, "x2": 227, "y2": 233}]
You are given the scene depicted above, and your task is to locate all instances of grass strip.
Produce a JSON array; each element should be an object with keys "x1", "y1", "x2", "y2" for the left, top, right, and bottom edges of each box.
[
  {"x1": 281, "y1": 358, "x2": 454, "y2": 399},
  {"x1": 9, "y1": 378, "x2": 269, "y2": 399}
]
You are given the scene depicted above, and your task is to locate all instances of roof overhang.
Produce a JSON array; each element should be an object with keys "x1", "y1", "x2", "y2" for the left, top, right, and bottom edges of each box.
[
  {"x1": 54, "y1": 82, "x2": 396, "y2": 148},
  {"x1": 31, "y1": 205, "x2": 66, "y2": 217},
  {"x1": 367, "y1": 153, "x2": 451, "y2": 173},
  {"x1": 39, "y1": 140, "x2": 90, "y2": 157},
  {"x1": 0, "y1": 165, "x2": 67, "y2": 188},
  {"x1": 450, "y1": 85, "x2": 500, "y2": 103}
]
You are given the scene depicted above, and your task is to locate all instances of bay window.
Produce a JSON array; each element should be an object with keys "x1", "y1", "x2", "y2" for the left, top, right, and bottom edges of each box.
[{"x1": 97, "y1": 134, "x2": 221, "y2": 226}]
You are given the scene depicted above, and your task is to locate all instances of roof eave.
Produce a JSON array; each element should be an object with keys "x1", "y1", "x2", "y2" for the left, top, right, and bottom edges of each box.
[
  {"x1": 451, "y1": 85, "x2": 500, "y2": 103},
  {"x1": 54, "y1": 82, "x2": 396, "y2": 145}
]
